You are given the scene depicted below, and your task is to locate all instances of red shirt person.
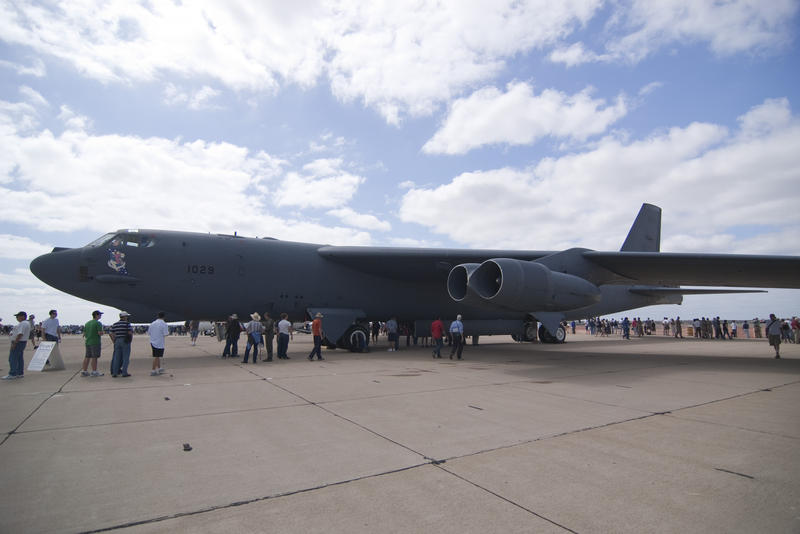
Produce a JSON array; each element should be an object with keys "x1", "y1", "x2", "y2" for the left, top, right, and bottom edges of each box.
[
  {"x1": 431, "y1": 317, "x2": 445, "y2": 359},
  {"x1": 307, "y1": 313, "x2": 325, "y2": 361}
]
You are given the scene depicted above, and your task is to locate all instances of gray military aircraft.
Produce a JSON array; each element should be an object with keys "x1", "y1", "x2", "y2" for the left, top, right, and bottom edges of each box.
[{"x1": 30, "y1": 204, "x2": 800, "y2": 350}]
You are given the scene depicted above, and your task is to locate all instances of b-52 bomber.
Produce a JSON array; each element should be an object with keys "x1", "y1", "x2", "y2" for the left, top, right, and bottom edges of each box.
[{"x1": 30, "y1": 204, "x2": 800, "y2": 350}]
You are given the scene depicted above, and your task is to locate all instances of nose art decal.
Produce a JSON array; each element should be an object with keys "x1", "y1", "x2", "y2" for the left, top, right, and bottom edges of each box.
[{"x1": 107, "y1": 238, "x2": 129, "y2": 275}]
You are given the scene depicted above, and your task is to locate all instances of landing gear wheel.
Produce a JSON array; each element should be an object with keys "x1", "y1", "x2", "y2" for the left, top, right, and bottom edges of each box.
[
  {"x1": 340, "y1": 324, "x2": 369, "y2": 352},
  {"x1": 538, "y1": 325, "x2": 566, "y2": 344},
  {"x1": 524, "y1": 322, "x2": 538, "y2": 342},
  {"x1": 554, "y1": 326, "x2": 566, "y2": 343}
]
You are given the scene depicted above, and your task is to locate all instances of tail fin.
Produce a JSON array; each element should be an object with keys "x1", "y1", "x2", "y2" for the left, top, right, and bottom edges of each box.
[{"x1": 621, "y1": 203, "x2": 661, "y2": 252}]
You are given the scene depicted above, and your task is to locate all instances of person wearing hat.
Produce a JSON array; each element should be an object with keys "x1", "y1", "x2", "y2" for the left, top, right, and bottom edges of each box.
[
  {"x1": 26, "y1": 314, "x2": 39, "y2": 349},
  {"x1": 81, "y1": 310, "x2": 105, "y2": 377},
  {"x1": 307, "y1": 312, "x2": 324, "y2": 361},
  {"x1": 109, "y1": 311, "x2": 134, "y2": 377},
  {"x1": 3, "y1": 311, "x2": 31, "y2": 380},
  {"x1": 222, "y1": 314, "x2": 243, "y2": 358},
  {"x1": 243, "y1": 312, "x2": 263, "y2": 364}
]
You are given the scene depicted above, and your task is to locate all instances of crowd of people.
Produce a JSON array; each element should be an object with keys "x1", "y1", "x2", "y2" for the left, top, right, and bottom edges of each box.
[
  {"x1": 581, "y1": 314, "x2": 798, "y2": 358},
  {"x1": 5, "y1": 309, "x2": 797, "y2": 379},
  {"x1": 2, "y1": 309, "x2": 172, "y2": 380},
  {"x1": 215, "y1": 312, "x2": 469, "y2": 362}
]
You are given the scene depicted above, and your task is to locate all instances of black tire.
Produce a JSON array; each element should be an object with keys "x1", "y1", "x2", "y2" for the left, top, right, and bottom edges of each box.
[
  {"x1": 538, "y1": 324, "x2": 566, "y2": 344},
  {"x1": 524, "y1": 322, "x2": 538, "y2": 341},
  {"x1": 340, "y1": 325, "x2": 369, "y2": 352},
  {"x1": 554, "y1": 326, "x2": 567, "y2": 343}
]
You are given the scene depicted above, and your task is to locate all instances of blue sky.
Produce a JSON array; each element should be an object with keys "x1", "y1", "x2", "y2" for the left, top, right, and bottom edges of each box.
[{"x1": 1, "y1": 0, "x2": 799, "y2": 326}]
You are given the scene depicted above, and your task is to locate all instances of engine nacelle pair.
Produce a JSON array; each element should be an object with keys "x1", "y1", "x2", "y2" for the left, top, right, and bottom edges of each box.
[{"x1": 447, "y1": 258, "x2": 601, "y2": 312}]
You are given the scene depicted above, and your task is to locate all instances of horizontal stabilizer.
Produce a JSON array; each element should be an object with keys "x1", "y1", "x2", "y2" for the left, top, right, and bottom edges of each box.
[
  {"x1": 584, "y1": 251, "x2": 800, "y2": 288},
  {"x1": 628, "y1": 286, "x2": 767, "y2": 296}
]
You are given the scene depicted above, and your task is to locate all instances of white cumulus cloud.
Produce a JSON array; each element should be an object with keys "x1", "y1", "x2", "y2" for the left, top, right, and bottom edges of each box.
[
  {"x1": 551, "y1": 0, "x2": 799, "y2": 66},
  {"x1": 0, "y1": 1, "x2": 602, "y2": 125},
  {"x1": 423, "y1": 82, "x2": 628, "y2": 154},
  {"x1": 402, "y1": 99, "x2": 800, "y2": 254},
  {"x1": 163, "y1": 84, "x2": 222, "y2": 110},
  {"x1": 0, "y1": 234, "x2": 52, "y2": 259},
  {"x1": 0, "y1": 97, "x2": 373, "y2": 245},
  {"x1": 273, "y1": 158, "x2": 365, "y2": 209},
  {"x1": 327, "y1": 207, "x2": 391, "y2": 231}
]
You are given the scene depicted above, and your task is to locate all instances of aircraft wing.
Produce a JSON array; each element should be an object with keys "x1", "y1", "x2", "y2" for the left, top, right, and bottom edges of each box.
[
  {"x1": 317, "y1": 246, "x2": 552, "y2": 281},
  {"x1": 584, "y1": 252, "x2": 800, "y2": 288},
  {"x1": 319, "y1": 246, "x2": 800, "y2": 288}
]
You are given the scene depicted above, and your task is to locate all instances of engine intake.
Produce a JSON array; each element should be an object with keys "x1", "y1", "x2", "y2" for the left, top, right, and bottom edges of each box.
[{"x1": 447, "y1": 263, "x2": 480, "y2": 301}]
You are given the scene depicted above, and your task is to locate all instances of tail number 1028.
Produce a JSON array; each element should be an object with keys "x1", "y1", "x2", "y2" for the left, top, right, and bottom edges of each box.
[{"x1": 187, "y1": 264, "x2": 215, "y2": 274}]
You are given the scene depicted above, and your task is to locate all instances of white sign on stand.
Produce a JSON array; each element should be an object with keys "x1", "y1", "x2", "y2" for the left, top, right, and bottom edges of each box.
[{"x1": 27, "y1": 341, "x2": 66, "y2": 371}]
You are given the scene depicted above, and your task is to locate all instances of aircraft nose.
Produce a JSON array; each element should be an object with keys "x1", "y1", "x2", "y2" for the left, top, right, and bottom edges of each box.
[{"x1": 30, "y1": 248, "x2": 78, "y2": 290}]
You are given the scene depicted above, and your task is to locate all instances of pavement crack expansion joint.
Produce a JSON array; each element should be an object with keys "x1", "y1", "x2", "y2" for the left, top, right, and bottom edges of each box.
[{"x1": 714, "y1": 468, "x2": 754, "y2": 480}]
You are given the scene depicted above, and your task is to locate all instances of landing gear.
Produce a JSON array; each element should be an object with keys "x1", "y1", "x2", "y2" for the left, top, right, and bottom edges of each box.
[
  {"x1": 512, "y1": 321, "x2": 539, "y2": 342},
  {"x1": 339, "y1": 324, "x2": 369, "y2": 352},
  {"x1": 524, "y1": 322, "x2": 538, "y2": 341},
  {"x1": 538, "y1": 324, "x2": 566, "y2": 344}
]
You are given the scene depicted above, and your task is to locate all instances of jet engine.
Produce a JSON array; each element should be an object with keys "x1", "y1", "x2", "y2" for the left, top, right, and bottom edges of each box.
[
  {"x1": 447, "y1": 263, "x2": 480, "y2": 301},
  {"x1": 450, "y1": 258, "x2": 601, "y2": 312}
]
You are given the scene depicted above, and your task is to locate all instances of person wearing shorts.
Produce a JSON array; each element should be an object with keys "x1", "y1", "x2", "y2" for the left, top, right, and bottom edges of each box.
[
  {"x1": 82, "y1": 310, "x2": 104, "y2": 377},
  {"x1": 189, "y1": 320, "x2": 200, "y2": 346},
  {"x1": 149, "y1": 311, "x2": 170, "y2": 375}
]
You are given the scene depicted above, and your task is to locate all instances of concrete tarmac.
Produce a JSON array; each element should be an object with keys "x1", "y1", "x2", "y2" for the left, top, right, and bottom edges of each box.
[{"x1": 0, "y1": 332, "x2": 798, "y2": 533}]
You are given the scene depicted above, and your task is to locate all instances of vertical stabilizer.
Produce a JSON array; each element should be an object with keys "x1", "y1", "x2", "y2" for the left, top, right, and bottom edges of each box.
[{"x1": 621, "y1": 203, "x2": 661, "y2": 252}]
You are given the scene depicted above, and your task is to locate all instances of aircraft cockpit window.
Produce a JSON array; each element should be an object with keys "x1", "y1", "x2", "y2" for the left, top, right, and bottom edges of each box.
[
  {"x1": 86, "y1": 233, "x2": 116, "y2": 248},
  {"x1": 109, "y1": 233, "x2": 155, "y2": 248}
]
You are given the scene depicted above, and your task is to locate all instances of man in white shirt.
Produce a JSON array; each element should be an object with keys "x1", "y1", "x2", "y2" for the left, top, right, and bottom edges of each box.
[
  {"x1": 42, "y1": 309, "x2": 61, "y2": 342},
  {"x1": 4, "y1": 311, "x2": 31, "y2": 379},
  {"x1": 149, "y1": 311, "x2": 170, "y2": 375},
  {"x1": 276, "y1": 313, "x2": 292, "y2": 359}
]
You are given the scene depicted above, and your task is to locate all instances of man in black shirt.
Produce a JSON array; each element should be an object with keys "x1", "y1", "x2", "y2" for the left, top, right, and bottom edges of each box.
[{"x1": 110, "y1": 311, "x2": 134, "y2": 377}]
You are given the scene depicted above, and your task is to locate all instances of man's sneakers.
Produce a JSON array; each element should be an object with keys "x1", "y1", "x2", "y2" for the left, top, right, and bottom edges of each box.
[
  {"x1": 91, "y1": 371, "x2": 104, "y2": 377},
  {"x1": 1, "y1": 374, "x2": 22, "y2": 380},
  {"x1": 150, "y1": 368, "x2": 166, "y2": 376},
  {"x1": 80, "y1": 371, "x2": 90, "y2": 377}
]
